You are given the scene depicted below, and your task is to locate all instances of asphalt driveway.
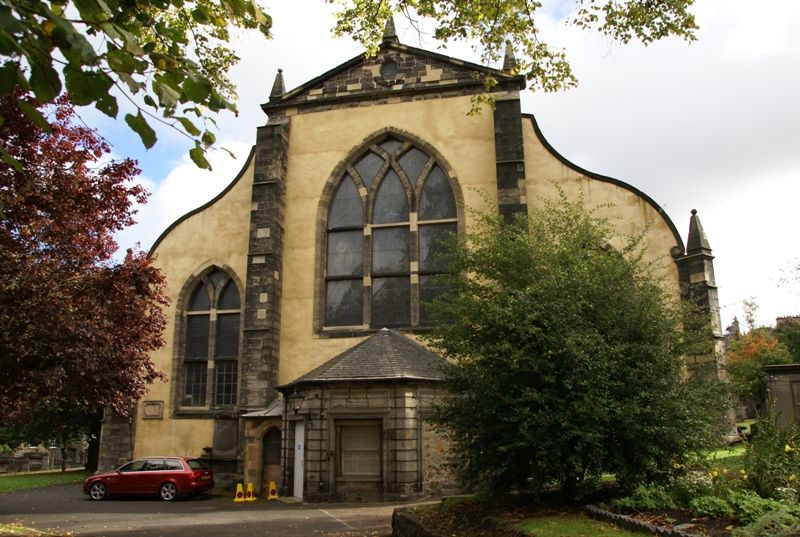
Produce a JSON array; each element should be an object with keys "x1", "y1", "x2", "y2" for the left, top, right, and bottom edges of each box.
[{"x1": 0, "y1": 483, "x2": 407, "y2": 536}]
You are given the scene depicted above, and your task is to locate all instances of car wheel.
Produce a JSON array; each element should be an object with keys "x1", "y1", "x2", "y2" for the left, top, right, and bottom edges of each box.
[
  {"x1": 89, "y1": 482, "x2": 107, "y2": 501},
  {"x1": 159, "y1": 482, "x2": 178, "y2": 501}
]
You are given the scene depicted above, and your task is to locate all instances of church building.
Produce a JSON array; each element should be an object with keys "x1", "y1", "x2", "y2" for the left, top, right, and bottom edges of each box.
[{"x1": 98, "y1": 20, "x2": 723, "y2": 502}]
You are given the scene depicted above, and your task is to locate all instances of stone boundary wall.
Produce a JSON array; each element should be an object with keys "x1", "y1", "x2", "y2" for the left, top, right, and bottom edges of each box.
[
  {"x1": 585, "y1": 504, "x2": 702, "y2": 537},
  {"x1": 391, "y1": 509, "x2": 445, "y2": 537}
]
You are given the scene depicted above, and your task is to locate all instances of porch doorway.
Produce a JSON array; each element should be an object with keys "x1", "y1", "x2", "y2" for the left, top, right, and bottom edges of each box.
[
  {"x1": 293, "y1": 420, "x2": 305, "y2": 498},
  {"x1": 261, "y1": 427, "x2": 281, "y2": 495}
]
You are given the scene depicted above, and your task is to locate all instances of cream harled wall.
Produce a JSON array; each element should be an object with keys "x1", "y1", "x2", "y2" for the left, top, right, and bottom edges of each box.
[
  {"x1": 522, "y1": 119, "x2": 682, "y2": 294},
  {"x1": 133, "y1": 156, "x2": 255, "y2": 458},
  {"x1": 279, "y1": 95, "x2": 498, "y2": 384},
  {"x1": 135, "y1": 91, "x2": 682, "y2": 455}
]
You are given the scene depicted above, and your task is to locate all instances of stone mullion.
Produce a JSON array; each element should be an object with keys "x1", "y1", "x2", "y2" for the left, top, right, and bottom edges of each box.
[
  {"x1": 409, "y1": 215, "x2": 419, "y2": 327},
  {"x1": 206, "y1": 312, "x2": 217, "y2": 408}
]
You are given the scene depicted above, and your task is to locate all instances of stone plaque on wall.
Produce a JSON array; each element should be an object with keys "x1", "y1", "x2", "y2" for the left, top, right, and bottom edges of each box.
[{"x1": 213, "y1": 419, "x2": 238, "y2": 458}]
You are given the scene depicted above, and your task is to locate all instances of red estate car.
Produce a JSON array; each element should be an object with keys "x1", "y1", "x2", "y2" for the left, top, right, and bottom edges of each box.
[{"x1": 83, "y1": 457, "x2": 214, "y2": 501}]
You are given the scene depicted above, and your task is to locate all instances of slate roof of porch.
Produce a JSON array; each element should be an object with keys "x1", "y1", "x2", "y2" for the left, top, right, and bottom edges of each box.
[
  {"x1": 241, "y1": 397, "x2": 283, "y2": 418},
  {"x1": 279, "y1": 328, "x2": 449, "y2": 388}
]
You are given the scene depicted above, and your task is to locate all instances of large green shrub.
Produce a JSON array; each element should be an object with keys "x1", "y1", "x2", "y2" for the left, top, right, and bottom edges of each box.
[
  {"x1": 688, "y1": 495, "x2": 732, "y2": 518},
  {"x1": 728, "y1": 491, "x2": 784, "y2": 525},
  {"x1": 732, "y1": 508, "x2": 800, "y2": 537},
  {"x1": 613, "y1": 484, "x2": 676, "y2": 511},
  {"x1": 426, "y1": 196, "x2": 728, "y2": 499},
  {"x1": 744, "y1": 413, "x2": 800, "y2": 498}
]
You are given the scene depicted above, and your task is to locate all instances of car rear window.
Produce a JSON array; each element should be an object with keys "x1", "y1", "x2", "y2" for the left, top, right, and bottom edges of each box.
[{"x1": 188, "y1": 460, "x2": 210, "y2": 470}]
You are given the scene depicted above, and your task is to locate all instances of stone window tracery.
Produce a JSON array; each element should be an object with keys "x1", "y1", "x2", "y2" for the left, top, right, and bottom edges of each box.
[
  {"x1": 324, "y1": 135, "x2": 458, "y2": 329},
  {"x1": 182, "y1": 268, "x2": 241, "y2": 407}
]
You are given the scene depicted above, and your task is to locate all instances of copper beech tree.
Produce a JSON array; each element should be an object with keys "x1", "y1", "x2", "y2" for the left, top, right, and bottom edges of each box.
[{"x1": 0, "y1": 92, "x2": 167, "y2": 427}]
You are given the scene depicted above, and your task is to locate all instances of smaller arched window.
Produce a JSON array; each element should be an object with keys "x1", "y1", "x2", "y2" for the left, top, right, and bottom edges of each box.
[{"x1": 182, "y1": 269, "x2": 241, "y2": 407}]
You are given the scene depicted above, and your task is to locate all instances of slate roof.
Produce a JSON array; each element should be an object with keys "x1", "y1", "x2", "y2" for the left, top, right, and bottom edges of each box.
[
  {"x1": 241, "y1": 397, "x2": 283, "y2": 418},
  {"x1": 280, "y1": 329, "x2": 449, "y2": 388}
]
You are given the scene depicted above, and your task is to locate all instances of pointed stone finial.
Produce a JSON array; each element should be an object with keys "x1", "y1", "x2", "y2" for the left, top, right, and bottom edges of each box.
[
  {"x1": 686, "y1": 208, "x2": 712, "y2": 254},
  {"x1": 382, "y1": 16, "x2": 399, "y2": 43},
  {"x1": 270, "y1": 68, "x2": 285, "y2": 99},
  {"x1": 503, "y1": 41, "x2": 517, "y2": 72}
]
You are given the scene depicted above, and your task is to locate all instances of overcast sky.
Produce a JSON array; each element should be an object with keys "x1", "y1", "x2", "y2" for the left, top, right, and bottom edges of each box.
[{"x1": 106, "y1": 0, "x2": 800, "y2": 330}]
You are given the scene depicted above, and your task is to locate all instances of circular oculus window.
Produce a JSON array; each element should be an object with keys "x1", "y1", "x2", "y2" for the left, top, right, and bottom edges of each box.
[{"x1": 380, "y1": 60, "x2": 399, "y2": 79}]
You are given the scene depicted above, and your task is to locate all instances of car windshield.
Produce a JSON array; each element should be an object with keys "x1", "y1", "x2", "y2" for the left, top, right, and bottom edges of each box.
[{"x1": 187, "y1": 460, "x2": 209, "y2": 470}]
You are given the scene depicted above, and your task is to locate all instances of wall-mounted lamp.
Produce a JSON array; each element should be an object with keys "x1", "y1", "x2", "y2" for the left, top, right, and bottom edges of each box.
[{"x1": 287, "y1": 387, "x2": 305, "y2": 415}]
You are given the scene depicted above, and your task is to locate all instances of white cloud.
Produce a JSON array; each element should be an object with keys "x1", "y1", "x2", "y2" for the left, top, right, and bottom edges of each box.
[
  {"x1": 115, "y1": 141, "x2": 253, "y2": 255},
  {"x1": 714, "y1": 0, "x2": 800, "y2": 58}
]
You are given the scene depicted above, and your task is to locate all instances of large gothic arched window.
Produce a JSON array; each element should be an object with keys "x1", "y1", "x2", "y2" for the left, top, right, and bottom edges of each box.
[
  {"x1": 182, "y1": 269, "x2": 241, "y2": 407},
  {"x1": 325, "y1": 136, "x2": 457, "y2": 329}
]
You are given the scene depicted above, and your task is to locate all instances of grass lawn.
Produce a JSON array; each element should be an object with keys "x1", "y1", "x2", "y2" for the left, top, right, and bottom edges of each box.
[
  {"x1": 707, "y1": 443, "x2": 746, "y2": 460},
  {"x1": 518, "y1": 514, "x2": 643, "y2": 536},
  {"x1": 0, "y1": 469, "x2": 88, "y2": 494}
]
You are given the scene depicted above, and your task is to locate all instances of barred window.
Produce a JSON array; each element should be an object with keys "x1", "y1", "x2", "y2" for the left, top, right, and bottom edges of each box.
[
  {"x1": 338, "y1": 422, "x2": 381, "y2": 478},
  {"x1": 324, "y1": 136, "x2": 457, "y2": 329},
  {"x1": 182, "y1": 269, "x2": 241, "y2": 408}
]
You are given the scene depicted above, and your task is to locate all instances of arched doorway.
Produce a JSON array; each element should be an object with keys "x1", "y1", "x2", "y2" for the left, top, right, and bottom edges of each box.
[{"x1": 261, "y1": 427, "x2": 281, "y2": 494}]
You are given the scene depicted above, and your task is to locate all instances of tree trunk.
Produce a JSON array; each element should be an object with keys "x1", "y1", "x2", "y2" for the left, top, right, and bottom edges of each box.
[{"x1": 85, "y1": 410, "x2": 102, "y2": 472}]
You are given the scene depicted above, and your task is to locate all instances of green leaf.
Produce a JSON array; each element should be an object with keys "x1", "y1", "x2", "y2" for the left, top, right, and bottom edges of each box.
[
  {"x1": 201, "y1": 130, "x2": 215, "y2": 147},
  {"x1": 0, "y1": 28, "x2": 21, "y2": 55},
  {"x1": 99, "y1": 22, "x2": 122, "y2": 41},
  {"x1": 102, "y1": 23, "x2": 146, "y2": 57},
  {"x1": 0, "y1": 146, "x2": 23, "y2": 173},
  {"x1": 94, "y1": 0, "x2": 113, "y2": 17},
  {"x1": 176, "y1": 116, "x2": 201, "y2": 137},
  {"x1": 191, "y1": 6, "x2": 211, "y2": 24},
  {"x1": 28, "y1": 55, "x2": 62, "y2": 102},
  {"x1": 0, "y1": 6, "x2": 27, "y2": 34},
  {"x1": 189, "y1": 146, "x2": 211, "y2": 169},
  {"x1": 0, "y1": 62, "x2": 24, "y2": 94},
  {"x1": 250, "y1": 1, "x2": 270, "y2": 28},
  {"x1": 17, "y1": 100, "x2": 51, "y2": 133},
  {"x1": 118, "y1": 72, "x2": 144, "y2": 94},
  {"x1": 46, "y1": 11, "x2": 98, "y2": 65},
  {"x1": 125, "y1": 111, "x2": 156, "y2": 149},
  {"x1": 107, "y1": 49, "x2": 136, "y2": 74},
  {"x1": 153, "y1": 79, "x2": 180, "y2": 107},
  {"x1": 143, "y1": 95, "x2": 157, "y2": 107},
  {"x1": 64, "y1": 67, "x2": 112, "y2": 106},
  {"x1": 221, "y1": 0, "x2": 246, "y2": 17},
  {"x1": 72, "y1": 0, "x2": 107, "y2": 23},
  {"x1": 95, "y1": 93, "x2": 118, "y2": 118},
  {"x1": 182, "y1": 74, "x2": 211, "y2": 102}
]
